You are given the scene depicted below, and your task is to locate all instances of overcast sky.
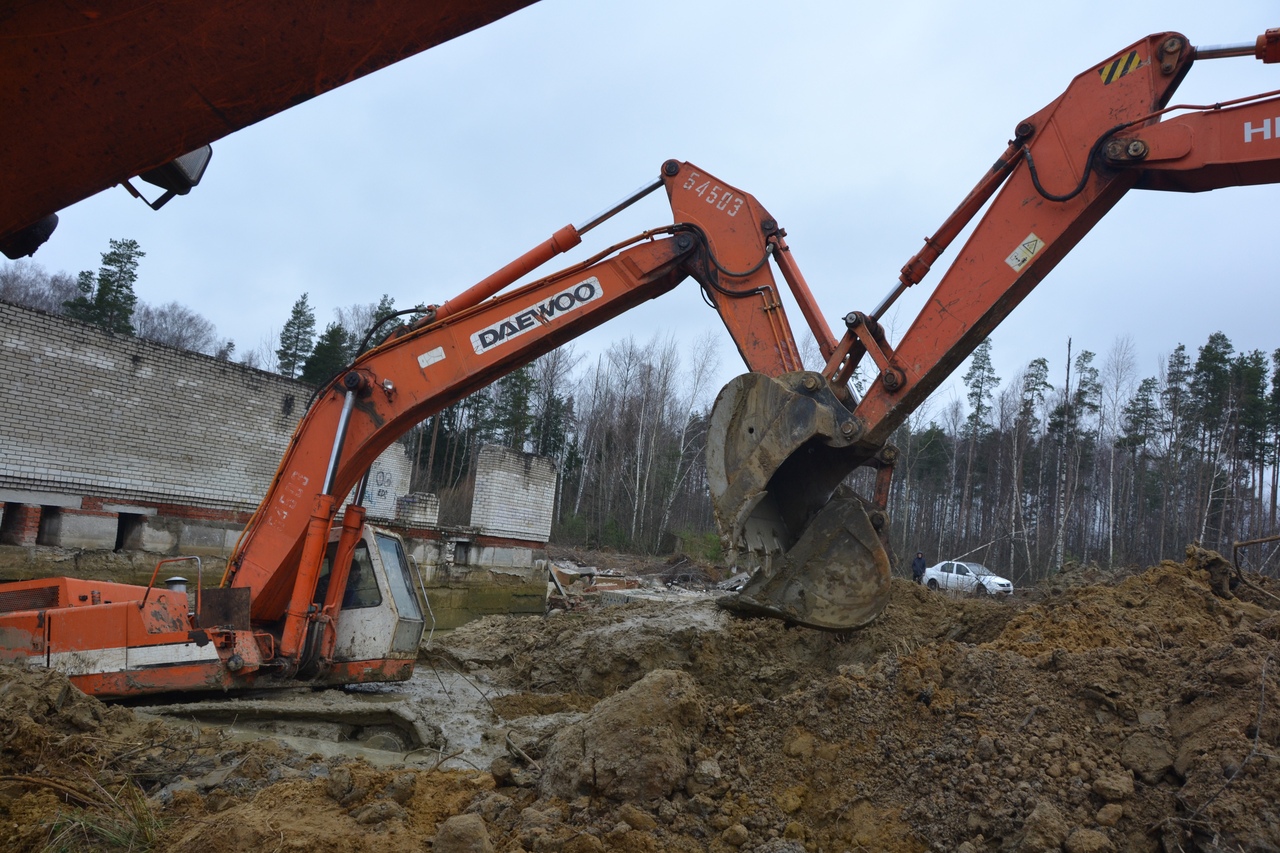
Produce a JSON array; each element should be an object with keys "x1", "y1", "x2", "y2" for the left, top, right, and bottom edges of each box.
[{"x1": 22, "y1": 1, "x2": 1280, "y2": 420}]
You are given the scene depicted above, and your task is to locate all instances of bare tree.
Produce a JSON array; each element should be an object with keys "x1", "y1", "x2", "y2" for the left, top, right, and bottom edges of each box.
[
  {"x1": 336, "y1": 294, "x2": 401, "y2": 352},
  {"x1": 571, "y1": 354, "x2": 608, "y2": 520},
  {"x1": 1100, "y1": 336, "x2": 1137, "y2": 566},
  {"x1": 240, "y1": 329, "x2": 280, "y2": 373},
  {"x1": 0, "y1": 259, "x2": 79, "y2": 312},
  {"x1": 656, "y1": 331, "x2": 721, "y2": 542},
  {"x1": 529, "y1": 344, "x2": 584, "y2": 458},
  {"x1": 134, "y1": 300, "x2": 227, "y2": 354},
  {"x1": 939, "y1": 397, "x2": 965, "y2": 558}
]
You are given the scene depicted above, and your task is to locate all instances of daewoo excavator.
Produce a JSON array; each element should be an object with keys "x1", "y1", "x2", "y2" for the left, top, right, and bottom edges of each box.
[{"x1": 2, "y1": 27, "x2": 1280, "y2": 698}]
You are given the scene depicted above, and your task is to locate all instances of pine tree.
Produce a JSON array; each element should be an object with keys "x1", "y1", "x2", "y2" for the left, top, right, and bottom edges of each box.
[
  {"x1": 1120, "y1": 377, "x2": 1160, "y2": 453},
  {"x1": 963, "y1": 339, "x2": 1000, "y2": 438},
  {"x1": 489, "y1": 367, "x2": 535, "y2": 450},
  {"x1": 366, "y1": 293, "x2": 401, "y2": 349},
  {"x1": 959, "y1": 338, "x2": 999, "y2": 540},
  {"x1": 1191, "y1": 331, "x2": 1235, "y2": 443},
  {"x1": 301, "y1": 322, "x2": 354, "y2": 385},
  {"x1": 276, "y1": 293, "x2": 316, "y2": 379},
  {"x1": 62, "y1": 238, "x2": 143, "y2": 334},
  {"x1": 1018, "y1": 357, "x2": 1052, "y2": 426}
]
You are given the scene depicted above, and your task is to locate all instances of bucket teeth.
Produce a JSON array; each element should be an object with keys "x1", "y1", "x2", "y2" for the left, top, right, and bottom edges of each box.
[{"x1": 706, "y1": 372, "x2": 891, "y2": 630}]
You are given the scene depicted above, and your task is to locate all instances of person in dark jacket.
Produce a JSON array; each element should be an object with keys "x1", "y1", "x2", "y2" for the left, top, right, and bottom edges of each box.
[{"x1": 911, "y1": 552, "x2": 927, "y2": 584}]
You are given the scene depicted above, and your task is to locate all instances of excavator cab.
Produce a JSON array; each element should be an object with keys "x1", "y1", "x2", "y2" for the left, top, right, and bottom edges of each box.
[{"x1": 313, "y1": 527, "x2": 426, "y2": 665}]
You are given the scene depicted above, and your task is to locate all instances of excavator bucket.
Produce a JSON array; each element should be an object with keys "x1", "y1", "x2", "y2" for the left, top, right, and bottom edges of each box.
[{"x1": 706, "y1": 372, "x2": 891, "y2": 630}]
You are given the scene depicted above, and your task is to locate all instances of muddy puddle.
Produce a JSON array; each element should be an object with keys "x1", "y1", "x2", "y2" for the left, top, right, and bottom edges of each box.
[{"x1": 132, "y1": 645, "x2": 591, "y2": 772}]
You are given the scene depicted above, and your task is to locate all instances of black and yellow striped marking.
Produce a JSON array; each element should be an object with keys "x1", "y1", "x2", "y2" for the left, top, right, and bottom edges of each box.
[{"x1": 1098, "y1": 51, "x2": 1144, "y2": 85}]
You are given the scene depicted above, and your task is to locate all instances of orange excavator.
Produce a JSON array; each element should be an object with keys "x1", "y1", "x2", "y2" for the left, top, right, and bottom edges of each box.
[{"x1": 2, "y1": 26, "x2": 1279, "y2": 697}]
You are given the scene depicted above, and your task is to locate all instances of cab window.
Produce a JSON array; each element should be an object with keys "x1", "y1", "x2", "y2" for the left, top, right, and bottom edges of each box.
[
  {"x1": 376, "y1": 533, "x2": 423, "y2": 621},
  {"x1": 313, "y1": 541, "x2": 383, "y2": 609}
]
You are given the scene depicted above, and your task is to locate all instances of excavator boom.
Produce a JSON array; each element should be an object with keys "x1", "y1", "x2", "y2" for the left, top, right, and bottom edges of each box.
[
  {"x1": 827, "y1": 31, "x2": 1280, "y2": 450},
  {"x1": 224, "y1": 159, "x2": 891, "y2": 636},
  {"x1": 710, "y1": 28, "x2": 1280, "y2": 626}
]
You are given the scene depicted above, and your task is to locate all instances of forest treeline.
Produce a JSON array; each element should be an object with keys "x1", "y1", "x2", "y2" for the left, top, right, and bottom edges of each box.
[
  {"x1": 6, "y1": 245, "x2": 1280, "y2": 577},
  {"x1": 415, "y1": 327, "x2": 1280, "y2": 581},
  {"x1": 0, "y1": 242, "x2": 237, "y2": 358},
  {"x1": 888, "y1": 335, "x2": 1280, "y2": 584}
]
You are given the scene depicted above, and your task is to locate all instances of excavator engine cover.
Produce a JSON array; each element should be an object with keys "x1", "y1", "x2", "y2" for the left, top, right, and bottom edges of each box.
[{"x1": 707, "y1": 372, "x2": 891, "y2": 630}]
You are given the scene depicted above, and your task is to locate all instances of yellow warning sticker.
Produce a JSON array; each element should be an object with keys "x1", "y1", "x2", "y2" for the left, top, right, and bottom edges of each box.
[
  {"x1": 1006, "y1": 234, "x2": 1044, "y2": 273},
  {"x1": 1098, "y1": 51, "x2": 1144, "y2": 84}
]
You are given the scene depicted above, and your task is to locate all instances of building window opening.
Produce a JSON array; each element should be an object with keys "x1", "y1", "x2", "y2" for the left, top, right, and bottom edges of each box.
[
  {"x1": 0, "y1": 503, "x2": 21, "y2": 545},
  {"x1": 453, "y1": 541, "x2": 471, "y2": 566},
  {"x1": 115, "y1": 512, "x2": 145, "y2": 551},
  {"x1": 36, "y1": 506, "x2": 60, "y2": 547}
]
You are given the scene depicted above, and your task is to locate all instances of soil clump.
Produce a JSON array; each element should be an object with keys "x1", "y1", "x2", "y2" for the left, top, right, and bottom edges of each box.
[{"x1": 3, "y1": 546, "x2": 1278, "y2": 852}]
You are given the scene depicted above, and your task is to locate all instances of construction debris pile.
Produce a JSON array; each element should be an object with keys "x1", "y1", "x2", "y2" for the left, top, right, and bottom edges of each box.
[
  {"x1": 3, "y1": 546, "x2": 1279, "y2": 852},
  {"x1": 546, "y1": 551, "x2": 727, "y2": 614}
]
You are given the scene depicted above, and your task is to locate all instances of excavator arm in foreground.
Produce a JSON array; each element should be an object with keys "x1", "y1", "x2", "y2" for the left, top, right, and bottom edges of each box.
[
  {"x1": 840, "y1": 29, "x2": 1280, "y2": 447},
  {"x1": 0, "y1": 1, "x2": 539, "y2": 258}
]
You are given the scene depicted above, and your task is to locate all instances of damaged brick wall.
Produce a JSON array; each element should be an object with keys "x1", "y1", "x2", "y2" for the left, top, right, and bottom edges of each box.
[{"x1": 470, "y1": 445, "x2": 557, "y2": 541}]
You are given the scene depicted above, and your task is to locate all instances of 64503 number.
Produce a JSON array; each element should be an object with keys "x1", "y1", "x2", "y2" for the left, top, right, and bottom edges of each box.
[{"x1": 681, "y1": 172, "x2": 744, "y2": 216}]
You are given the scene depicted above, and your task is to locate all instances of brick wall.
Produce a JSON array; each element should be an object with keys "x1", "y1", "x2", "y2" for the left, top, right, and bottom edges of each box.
[
  {"x1": 1, "y1": 300, "x2": 304, "y2": 512},
  {"x1": 1, "y1": 301, "x2": 413, "y2": 532},
  {"x1": 470, "y1": 445, "x2": 557, "y2": 541}
]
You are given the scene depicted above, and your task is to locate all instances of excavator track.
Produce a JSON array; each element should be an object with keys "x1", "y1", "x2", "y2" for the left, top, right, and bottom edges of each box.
[{"x1": 706, "y1": 372, "x2": 892, "y2": 630}]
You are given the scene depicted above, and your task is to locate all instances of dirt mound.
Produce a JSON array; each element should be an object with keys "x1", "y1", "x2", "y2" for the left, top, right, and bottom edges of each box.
[
  {"x1": 0, "y1": 665, "x2": 474, "y2": 852},
  {"x1": 3, "y1": 548, "x2": 1278, "y2": 852}
]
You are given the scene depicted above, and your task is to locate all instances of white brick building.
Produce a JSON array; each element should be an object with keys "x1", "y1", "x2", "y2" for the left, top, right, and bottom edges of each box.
[{"x1": 0, "y1": 302, "x2": 556, "y2": 594}]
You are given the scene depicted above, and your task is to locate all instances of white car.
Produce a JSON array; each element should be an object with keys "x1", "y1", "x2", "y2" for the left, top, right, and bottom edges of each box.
[{"x1": 923, "y1": 560, "x2": 1013, "y2": 596}]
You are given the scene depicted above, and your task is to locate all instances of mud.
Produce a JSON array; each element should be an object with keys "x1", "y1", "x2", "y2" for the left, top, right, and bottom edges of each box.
[{"x1": 2, "y1": 545, "x2": 1279, "y2": 852}]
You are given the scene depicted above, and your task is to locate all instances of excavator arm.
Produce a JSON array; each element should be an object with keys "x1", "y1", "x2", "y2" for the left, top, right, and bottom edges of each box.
[
  {"x1": 710, "y1": 28, "x2": 1280, "y2": 627},
  {"x1": 220, "y1": 157, "x2": 892, "y2": 668},
  {"x1": 848, "y1": 30, "x2": 1280, "y2": 446}
]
